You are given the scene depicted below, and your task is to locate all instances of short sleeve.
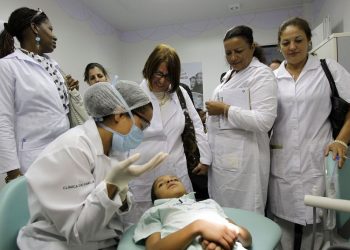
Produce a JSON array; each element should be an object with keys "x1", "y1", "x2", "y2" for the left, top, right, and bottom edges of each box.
[{"x1": 133, "y1": 207, "x2": 162, "y2": 243}]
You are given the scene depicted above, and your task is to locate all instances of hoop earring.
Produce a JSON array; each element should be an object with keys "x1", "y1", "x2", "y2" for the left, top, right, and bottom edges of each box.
[{"x1": 35, "y1": 34, "x2": 41, "y2": 49}]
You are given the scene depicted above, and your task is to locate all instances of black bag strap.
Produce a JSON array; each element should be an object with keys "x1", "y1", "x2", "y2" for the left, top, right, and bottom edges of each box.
[
  {"x1": 320, "y1": 59, "x2": 340, "y2": 98},
  {"x1": 176, "y1": 87, "x2": 187, "y2": 111}
]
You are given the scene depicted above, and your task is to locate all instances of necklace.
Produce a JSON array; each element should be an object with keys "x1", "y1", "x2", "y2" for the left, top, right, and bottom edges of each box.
[{"x1": 153, "y1": 91, "x2": 170, "y2": 106}]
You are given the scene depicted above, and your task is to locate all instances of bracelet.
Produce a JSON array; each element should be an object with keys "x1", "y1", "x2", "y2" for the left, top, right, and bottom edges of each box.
[{"x1": 334, "y1": 140, "x2": 348, "y2": 150}]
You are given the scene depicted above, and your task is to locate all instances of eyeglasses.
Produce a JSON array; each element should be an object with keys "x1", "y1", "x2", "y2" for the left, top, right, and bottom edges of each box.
[
  {"x1": 30, "y1": 8, "x2": 44, "y2": 23},
  {"x1": 153, "y1": 71, "x2": 170, "y2": 80},
  {"x1": 131, "y1": 112, "x2": 151, "y2": 131}
]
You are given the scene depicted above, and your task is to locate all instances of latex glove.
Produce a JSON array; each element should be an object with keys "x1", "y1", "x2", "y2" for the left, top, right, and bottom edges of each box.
[{"x1": 105, "y1": 152, "x2": 168, "y2": 190}]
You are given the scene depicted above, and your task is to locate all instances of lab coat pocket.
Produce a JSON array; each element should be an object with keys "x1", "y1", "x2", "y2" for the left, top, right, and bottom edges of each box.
[
  {"x1": 306, "y1": 142, "x2": 325, "y2": 176},
  {"x1": 18, "y1": 138, "x2": 51, "y2": 171},
  {"x1": 270, "y1": 148, "x2": 285, "y2": 177},
  {"x1": 213, "y1": 134, "x2": 243, "y2": 172},
  {"x1": 20, "y1": 138, "x2": 51, "y2": 150}
]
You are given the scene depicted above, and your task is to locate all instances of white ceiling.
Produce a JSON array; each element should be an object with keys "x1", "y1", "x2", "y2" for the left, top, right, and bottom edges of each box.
[{"x1": 80, "y1": 0, "x2": 314, "y2": 32}]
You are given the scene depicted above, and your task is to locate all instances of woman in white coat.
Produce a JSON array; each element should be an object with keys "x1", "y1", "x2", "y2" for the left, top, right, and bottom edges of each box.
[
  {"x1": 205, "y1": 25, "x2": 277, "y2": 214},
  {"x1": 0, "y1": 7, "x2": 79, "y2": 182},
  {"x1": 122, "y1": 44, "x2": 212, "y2": 226},
  {"x1": 269, "y1": 17, "x2": 350, "y2": 250},
  {"x1": 17, "y1": 81, "x2": 168, "y2": 249}
]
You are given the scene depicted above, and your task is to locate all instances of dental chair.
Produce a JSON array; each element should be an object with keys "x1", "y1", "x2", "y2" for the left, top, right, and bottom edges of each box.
[
  {"x1": 304, "y1": 153, "x2": 350, "y2": 250},
  {"x1": 0, "y1": 176, "x2": 29, "y2": 250},
  {"x1": 117, "y1": 207, "x2": 282, "y2": 250}
]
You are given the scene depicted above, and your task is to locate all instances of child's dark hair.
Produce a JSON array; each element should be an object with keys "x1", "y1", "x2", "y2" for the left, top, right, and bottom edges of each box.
[{"x1": 150, "y1": 178, "x2": 158, "y2": 203}]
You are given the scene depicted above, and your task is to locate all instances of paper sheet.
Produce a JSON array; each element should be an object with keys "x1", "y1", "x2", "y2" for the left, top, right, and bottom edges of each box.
[{"x1": 218, "y1": 88, "x2": 250, "y2": 129}]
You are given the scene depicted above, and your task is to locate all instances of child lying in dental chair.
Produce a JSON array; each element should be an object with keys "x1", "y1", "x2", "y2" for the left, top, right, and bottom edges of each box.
[{"x1": 133, "y1": 175, "x2": 252, "y2": 250}]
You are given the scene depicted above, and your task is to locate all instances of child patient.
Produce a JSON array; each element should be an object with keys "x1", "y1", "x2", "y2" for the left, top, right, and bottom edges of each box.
[{"x1": 133, "y1": 175, "x2": 252, "y2": 250}]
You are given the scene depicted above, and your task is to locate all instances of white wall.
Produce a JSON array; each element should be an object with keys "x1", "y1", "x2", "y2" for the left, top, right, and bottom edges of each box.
[{"x1": 312, "y1": 0, "x2": 350, "y2": 34}]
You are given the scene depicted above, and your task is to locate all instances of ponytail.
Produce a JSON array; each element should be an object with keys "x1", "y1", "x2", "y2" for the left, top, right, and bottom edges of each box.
[{"x1": 0, "y1": 26, "x2": 15, "y2": 58}]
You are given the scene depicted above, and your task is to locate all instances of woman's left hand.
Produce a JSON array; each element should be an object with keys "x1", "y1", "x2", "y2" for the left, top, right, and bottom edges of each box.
[
  {"x1": 192, "y1": 163, "x2": 208, "y2": 175},
  {"x1": 325, "y1": 141, "x2": 348, "y2": 168},
  {"x1": 66, "y1": 74, "x2": 79, "y2": 91}
]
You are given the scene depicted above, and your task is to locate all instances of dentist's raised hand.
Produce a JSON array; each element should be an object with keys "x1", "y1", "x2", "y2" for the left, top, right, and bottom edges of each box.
[{"x1": 105, "y1": 152, "x2": 168, "y2": 191}]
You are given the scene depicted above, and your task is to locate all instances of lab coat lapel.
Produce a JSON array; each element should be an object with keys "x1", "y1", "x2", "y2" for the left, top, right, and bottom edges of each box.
[
  {"x1": 10, "y1": 49, "x2": 42, "y2": 67},
  {"x1": 140, "y1": 81, "x2": 166, "y2": 137},
  {"x1": 275, "y1": 55, "x2": 319, "y2": 83},
  {"x1": 140, "y1": 80, "x2": 179, "y2": 134}
]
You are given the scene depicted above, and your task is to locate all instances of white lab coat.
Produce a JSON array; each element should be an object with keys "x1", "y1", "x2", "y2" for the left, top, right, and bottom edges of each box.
[
  {"x1": 17, "y1": 119, "x2": 131, "y2": 250},
  {"x1": 0, "y1": 49, "x2": 70, "y2": 174},
  {"x1": 122, "y1": 80, "x2": 212, "y2": 224},
  {"x1": 207, "y1": 57, "x2": 277, "y2": 214},
  {"x1": 269, "y1": 55, "x2": 350, "y2": 225}
]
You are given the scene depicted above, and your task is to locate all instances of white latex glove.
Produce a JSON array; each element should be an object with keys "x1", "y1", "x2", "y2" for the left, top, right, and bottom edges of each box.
[{"x1": 105, "y1": 152, "x2": 168, "y2": 190}]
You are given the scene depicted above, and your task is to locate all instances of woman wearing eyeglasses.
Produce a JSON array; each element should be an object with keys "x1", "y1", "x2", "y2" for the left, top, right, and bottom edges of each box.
[
  {"x1": 121, "y1": 44, "x2": 212, "y2": 226},
  {"x1": 0, "y1": 7, "x2": 79, "y2": 182}
]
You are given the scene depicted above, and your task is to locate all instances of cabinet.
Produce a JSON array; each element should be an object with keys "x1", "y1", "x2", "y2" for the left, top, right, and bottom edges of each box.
[
  {"x1": 311, "y1": 32, "x2": 350, "y2": 72},
  {"x1": 312, "y1": 32, "x2": 350, "y2": 237}
]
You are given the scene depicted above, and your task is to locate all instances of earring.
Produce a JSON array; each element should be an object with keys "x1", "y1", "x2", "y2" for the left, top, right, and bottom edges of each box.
[
  {"x1": 35, "y1": 34, "x2": 40, "y2": 49},
  {"x1": 308, "y1": 42, "x2": 312, "y2": 51}
]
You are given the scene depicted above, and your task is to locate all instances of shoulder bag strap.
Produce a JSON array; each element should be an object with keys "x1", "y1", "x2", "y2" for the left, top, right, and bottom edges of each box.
[
  {"x1": 176, "y1": 87, "x2": 187, "y2": 111},
  {"x1": 320, "y1": 59, "x2": 340, "y2": 98}
]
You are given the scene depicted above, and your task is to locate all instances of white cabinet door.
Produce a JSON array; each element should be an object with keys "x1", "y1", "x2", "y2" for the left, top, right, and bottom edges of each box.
[{"x1": 312, "y1": 37, "x2": 337, "y2": 60}]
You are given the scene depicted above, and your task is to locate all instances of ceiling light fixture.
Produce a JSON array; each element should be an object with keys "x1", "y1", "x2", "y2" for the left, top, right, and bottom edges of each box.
[{"x1": 228, "y1": 0, "x2": 241, "y2": 12}]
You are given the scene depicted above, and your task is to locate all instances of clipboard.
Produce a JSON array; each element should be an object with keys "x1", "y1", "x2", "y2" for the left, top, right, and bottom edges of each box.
[{"x1": 218, "y1": 88, "x2": 250, "y2": 129}]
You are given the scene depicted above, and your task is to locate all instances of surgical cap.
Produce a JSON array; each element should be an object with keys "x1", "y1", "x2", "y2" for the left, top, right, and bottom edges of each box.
[
  {"x1": 114, "y1": 80, "x2": 150, "y2": 110},
  {"x1": 83, "y1": 81, "x2": 150, "y2": 119}
]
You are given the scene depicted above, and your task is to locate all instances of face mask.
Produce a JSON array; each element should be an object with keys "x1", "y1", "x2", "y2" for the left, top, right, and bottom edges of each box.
[
  {"x1": 112, "y1": 124, "x2": 144, "y2": 152},
  {"x1": 100, "y1": 123, "x2": 144, "y2": 152}
]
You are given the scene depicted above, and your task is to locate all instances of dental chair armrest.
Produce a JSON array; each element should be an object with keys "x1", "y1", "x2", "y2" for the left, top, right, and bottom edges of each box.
[{"x1": 304, "y1": 195, "x2": 350, "y2": 213}]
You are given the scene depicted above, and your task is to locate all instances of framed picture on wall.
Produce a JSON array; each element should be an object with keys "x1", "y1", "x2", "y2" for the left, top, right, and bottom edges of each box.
[
  {"x1": 261, "y1": 44, "x2": 284, "y2": 65},
  {"x1": 180, "y1": 62, "x2": 203, "y2": 109}
]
